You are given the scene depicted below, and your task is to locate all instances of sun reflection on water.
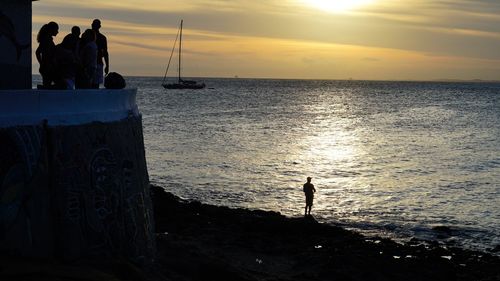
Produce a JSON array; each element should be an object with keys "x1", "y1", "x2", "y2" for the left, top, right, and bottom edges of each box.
[
  {"x1": 137, "y1": 77, "x2": 500, "y2": 252},
  {"x1": 308, "y1": 130, "x2": 357, "y2": 162},
  {"x1": 292, "y1": 99, "x2": 374, "y2": 221}
]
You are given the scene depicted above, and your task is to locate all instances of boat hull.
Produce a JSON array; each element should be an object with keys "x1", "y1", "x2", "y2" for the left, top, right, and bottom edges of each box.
[{"x1": 162, "y1": 82, "x2": 206, "y2": 89}]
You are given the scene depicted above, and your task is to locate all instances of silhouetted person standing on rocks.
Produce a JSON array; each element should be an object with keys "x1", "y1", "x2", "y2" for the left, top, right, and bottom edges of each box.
[
  {"x1": 303, "y1": 177, "x2": 316, "y2": 216},
  {"x1": 91, "y1": 19, "x2": 109, "y2": 88}
]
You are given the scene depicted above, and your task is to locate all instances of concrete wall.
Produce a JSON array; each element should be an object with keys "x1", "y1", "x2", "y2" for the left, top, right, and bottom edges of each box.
[
  {"x1": 0, "y1": 89, "x2": 156, "y2": 262},
  {"x1": 0, "y1": 118, "x2": 155, "y2": 262},
  {"x1": 0, "y1": 0, "x2": 31, "y2": 89}
]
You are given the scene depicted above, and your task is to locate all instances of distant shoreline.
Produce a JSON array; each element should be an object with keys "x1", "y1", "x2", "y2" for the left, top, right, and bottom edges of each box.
[
  {"x1": 134, "y1": 76, "x2": 500, "y2": 83},
  {"x1": 31, "y1": 74, "x2": 500, "y2": 84}
]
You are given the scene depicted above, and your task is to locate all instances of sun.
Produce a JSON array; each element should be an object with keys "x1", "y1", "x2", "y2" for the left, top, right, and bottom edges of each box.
[{"x1": 305, "y1": 0, "x2": 374, "y2": 13}]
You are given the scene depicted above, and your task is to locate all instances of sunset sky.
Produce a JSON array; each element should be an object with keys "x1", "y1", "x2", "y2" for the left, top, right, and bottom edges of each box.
[{"x1": 33, "y1": 0, "x2": 500, "y2": 80}]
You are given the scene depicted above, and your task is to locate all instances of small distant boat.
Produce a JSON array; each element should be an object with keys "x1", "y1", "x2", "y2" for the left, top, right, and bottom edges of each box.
[{"x1": 161, "y1": 20, "x2": 205, "y2": 90}]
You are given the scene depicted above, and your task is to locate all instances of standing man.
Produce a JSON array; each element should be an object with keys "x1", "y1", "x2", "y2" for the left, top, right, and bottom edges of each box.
[
  {"x1": 63, "y1": 26, "x2": 81, "y2": 56},
  {"x1": 91, "y1": 19, "x2": 109, "y2": 88},
  {"x1": 303, "y1": 177, "x2": 316, "y2": 216}
]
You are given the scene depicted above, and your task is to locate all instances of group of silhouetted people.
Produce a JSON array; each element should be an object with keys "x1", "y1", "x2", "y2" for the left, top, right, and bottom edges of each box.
[{"x1": 36, "y1": 19, "x2": 109, "y2": 89}]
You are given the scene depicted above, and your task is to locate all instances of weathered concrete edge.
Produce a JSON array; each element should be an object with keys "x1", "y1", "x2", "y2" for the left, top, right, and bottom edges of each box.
[{"x1": 0, "y1": 89, "x2": 139, "y2": 127}]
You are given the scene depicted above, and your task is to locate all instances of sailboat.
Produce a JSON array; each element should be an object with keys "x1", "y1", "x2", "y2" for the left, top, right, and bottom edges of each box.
[{"x1": 162, "y1": 20, "x2": 206, "y2": 89}]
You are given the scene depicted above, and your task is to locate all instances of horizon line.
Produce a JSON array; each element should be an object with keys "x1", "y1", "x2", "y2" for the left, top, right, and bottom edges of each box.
[{"x1": 31, "y1": 74, "x2": 500, "y2": 83}]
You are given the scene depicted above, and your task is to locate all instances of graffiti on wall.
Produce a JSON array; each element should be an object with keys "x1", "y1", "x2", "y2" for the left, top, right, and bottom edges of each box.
[
  {"x1": 87, "y1": 147, "x2": 120, "y2": 253},
  {"x1": 0, "y1": 117, "x2": 154, "y2": 260},
  {"x1": 52, "y1": 119, "x2": 155, "y2": 260},
  {"x1": 0, "y1": 125, "x2": 46, "y2": 247}
]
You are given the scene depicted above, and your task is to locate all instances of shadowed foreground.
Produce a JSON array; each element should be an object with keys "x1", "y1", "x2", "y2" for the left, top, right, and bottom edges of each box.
[
  {"x1": 1, "y1": 185, "x2": 499, "y2": 280},
  {"x1": 151, "y1": 185, "x2": 499, "y2": 281}
]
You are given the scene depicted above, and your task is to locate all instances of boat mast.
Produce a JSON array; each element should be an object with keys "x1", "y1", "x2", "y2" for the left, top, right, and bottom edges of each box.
[
  {"x1": 161, "y1": 23, "x2": 180, "y2": 86},
  {"x1": 178, "y1": 19, "x2": 183, "y2": 83}
]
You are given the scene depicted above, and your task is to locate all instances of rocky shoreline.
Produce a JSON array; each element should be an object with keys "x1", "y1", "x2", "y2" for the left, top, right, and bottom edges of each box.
[
  {"x1": 1, "y1": 185, "x2": 499, "y2": 281},
  {"x1": 151, "y1": 185, "x2": 500, "y2": 281}
]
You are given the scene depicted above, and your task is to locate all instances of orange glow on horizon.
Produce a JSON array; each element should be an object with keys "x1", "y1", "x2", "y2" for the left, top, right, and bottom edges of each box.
[{"x1": 31, "y1": 1, "x2": 500, "y2": 80}]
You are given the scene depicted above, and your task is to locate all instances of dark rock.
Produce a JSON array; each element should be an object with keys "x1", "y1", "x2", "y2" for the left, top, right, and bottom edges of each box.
[
  {"x1": 150, "y1": 186, "x2": 500, "y2": 281},
  {"x1": 492, "y1": 245, "x2": 500, "y2": 253},
  {"x1": 432, "y1": 226, "x2": 453, "y2": 234}
]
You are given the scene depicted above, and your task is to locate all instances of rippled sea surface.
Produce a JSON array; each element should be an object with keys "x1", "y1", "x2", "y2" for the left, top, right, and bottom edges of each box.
[{"x1": 129, "y1": 77, "x2": 500, "y2": 252}]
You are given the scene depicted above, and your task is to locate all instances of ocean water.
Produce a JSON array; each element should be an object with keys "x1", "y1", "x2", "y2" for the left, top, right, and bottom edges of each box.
[{"x1": 130, "y1": 77, "x2": 500, "y2": 252}]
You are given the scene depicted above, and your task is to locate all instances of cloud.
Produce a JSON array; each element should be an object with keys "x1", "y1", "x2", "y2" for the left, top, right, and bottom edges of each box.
[
  {"x1": 31, "y1": 0, "x2": 500, "y2": 79},
  {"x1": 34, "y1": 0, "x2": 500, "y2": 61}
]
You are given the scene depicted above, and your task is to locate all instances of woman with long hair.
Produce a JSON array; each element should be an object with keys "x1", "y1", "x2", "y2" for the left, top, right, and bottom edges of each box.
[{"x1": 35, "y1": 21, "x2": 59, "y2": 88}]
